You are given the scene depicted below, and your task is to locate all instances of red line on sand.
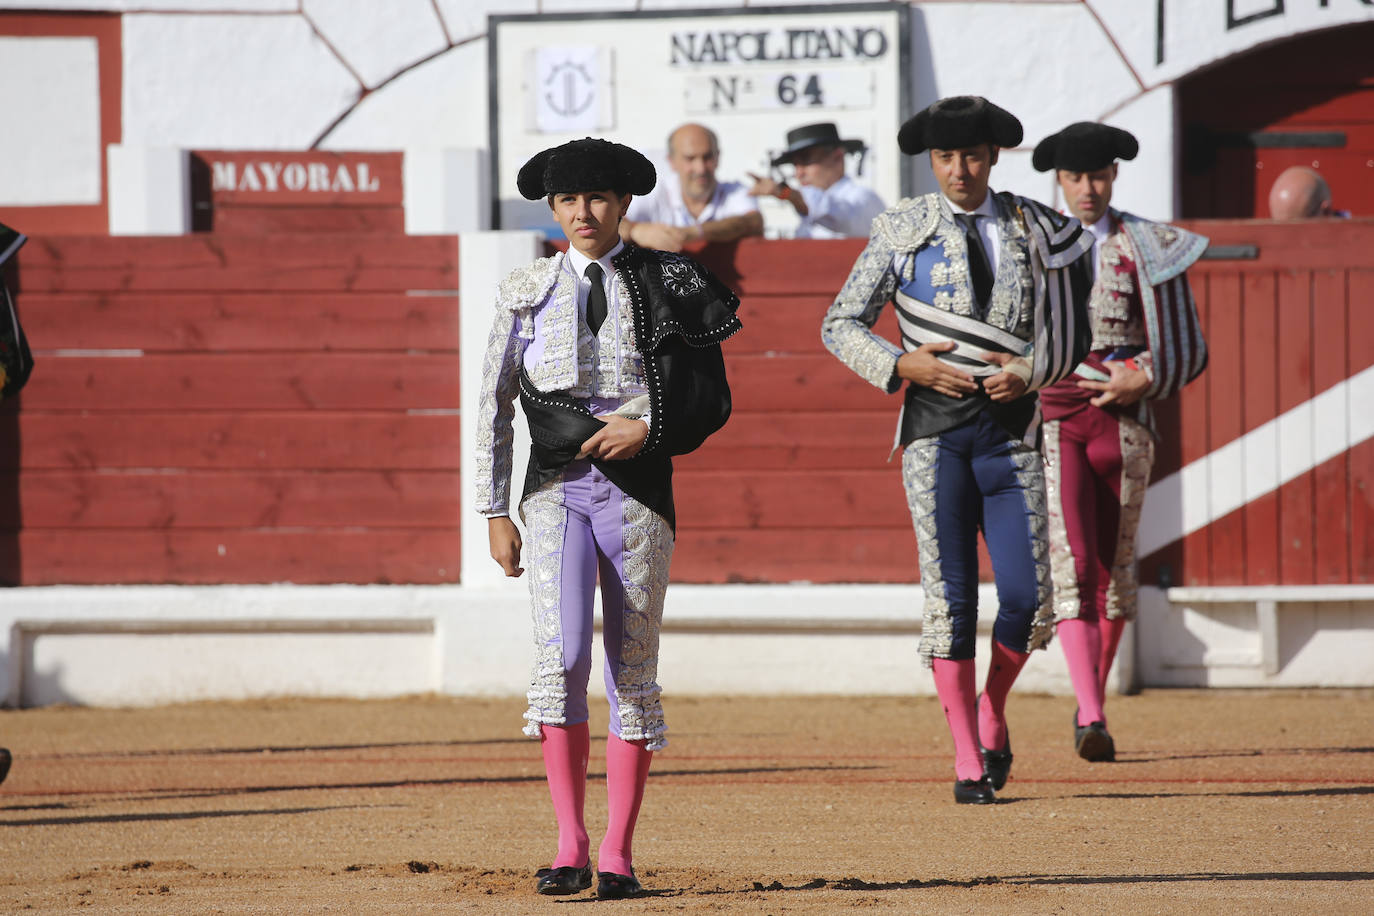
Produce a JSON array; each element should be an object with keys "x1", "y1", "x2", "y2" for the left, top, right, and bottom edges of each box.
[{"x1": 2, "y1": 775, "x2": 1365, "y2": 800}]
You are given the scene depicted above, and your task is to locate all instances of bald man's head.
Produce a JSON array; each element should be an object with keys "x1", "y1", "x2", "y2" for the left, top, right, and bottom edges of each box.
[
  {"x1": 1268, "y1": 166, "x2": 1333, "y2": 219},
  {"x1": 667, "y1": 123, "x2": 721, "y2": 204}
]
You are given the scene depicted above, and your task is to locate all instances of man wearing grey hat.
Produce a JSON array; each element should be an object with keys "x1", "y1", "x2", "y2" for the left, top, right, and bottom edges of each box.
[
  {"x1": 748, "y1": 122, "x2": 886, "y2": 238},
  {"x1": 821, "y1": 96, "x2": 1094, "y2": 805},
  {"x1": 1032, "y1": 122, "x2": 1208, "y2": 763},
  {"x1": 476, "y1": 137, "x2": 739, "y2": 898}
]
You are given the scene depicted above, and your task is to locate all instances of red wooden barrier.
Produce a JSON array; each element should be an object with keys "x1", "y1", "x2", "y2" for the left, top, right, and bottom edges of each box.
[
  {"x1": 5, "y1": 220, "x2": 1367, "y2": 588},
  {"x1": 2, "y1": 233, "x2": 459, "y2": 586}
]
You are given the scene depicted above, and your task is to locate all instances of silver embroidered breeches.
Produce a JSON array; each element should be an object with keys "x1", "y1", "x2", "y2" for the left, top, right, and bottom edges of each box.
[
  {"x1": 518, "y1": 460, "x2": 674, "y2": 750},
  {"x1": 901, "y1": 414, "x2": 1055, "y2": 666}
]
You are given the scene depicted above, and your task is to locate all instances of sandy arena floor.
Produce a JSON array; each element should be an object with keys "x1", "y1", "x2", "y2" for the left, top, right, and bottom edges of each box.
[{"x1": 1, "y1": 690, "x2": 1371, "y2": 914}]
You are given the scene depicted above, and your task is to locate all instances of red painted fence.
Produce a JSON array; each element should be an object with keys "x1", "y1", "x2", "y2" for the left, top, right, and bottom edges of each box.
[
  {"x1": 0, "y1": 233, "x2": 459, "y2": 585},
  {"x1": 2, "y1": 222, "x2": 1367, "y2": 586},
  {"x1": 1141, "y1": 219, "x2": 1374, "y2": 588}
]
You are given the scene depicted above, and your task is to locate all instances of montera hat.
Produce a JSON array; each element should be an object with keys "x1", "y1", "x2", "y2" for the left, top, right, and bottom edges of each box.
[
  {"x1": 770, "y1": 122, "x2": 866, "y2": 167},
  {"x1": 897, "y1": 96, "x2": 1023, "y2": 155},
  {"x1": 1032, "y1": 122, "x2": 1139, "y2": 173},
  {"x1": 517, "y1": 137, "x2": 656, "y2": 200}
]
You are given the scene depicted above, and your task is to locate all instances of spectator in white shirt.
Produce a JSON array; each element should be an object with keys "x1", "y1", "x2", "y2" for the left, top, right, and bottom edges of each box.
[
  {"x1": 621, "y1": 123, "x2": 763, "y2": 251},
  {"x1": 749, "y1": 122, "x2": 886, "y2": 239}
]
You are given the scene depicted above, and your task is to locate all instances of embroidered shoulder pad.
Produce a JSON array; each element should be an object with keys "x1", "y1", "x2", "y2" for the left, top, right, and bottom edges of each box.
[
  {"x1": 872, "y1": 194, "x2": 941, "y2": 250},
  {"x1": 1011, "y1": 194, "x2": 1092, "y2": 269},
  {"x1": 1117, "y1": 211, "x2": 1208, "y2": 286},
  {"x1": 496, "y1": 252, "x2": 562, "y2": 311}
]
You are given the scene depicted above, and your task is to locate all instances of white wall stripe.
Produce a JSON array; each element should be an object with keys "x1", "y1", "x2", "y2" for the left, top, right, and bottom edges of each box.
[{"x1": 1139, "y1": 364, "x2": 1374, "y2": 557}]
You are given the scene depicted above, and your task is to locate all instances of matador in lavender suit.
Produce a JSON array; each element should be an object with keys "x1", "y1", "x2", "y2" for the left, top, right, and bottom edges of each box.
[
  {"x1": 475, "y1": 139, "x2": 738, "y2": 899},
  {"x1": 822, "y1": 97, "x2": 1093, "y2": 805},
  {"x1": 1032, "y1": 122, "x2": 1208, "y2": 761}
]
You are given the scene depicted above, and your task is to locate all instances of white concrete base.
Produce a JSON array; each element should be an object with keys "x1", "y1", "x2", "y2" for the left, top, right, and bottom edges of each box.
[
  {"x1": 1138, "y1": 585, "x2": 1374, "y2": 687},
  {"x1": 404, "y1": 148, "x2": 490, "y2": 234},
  {"x1": 0, "y1": 583, "x2": 1144, "y2": 708},
  {"x1": 107, "y1": 145, "x2": 191, "y2": 235}
]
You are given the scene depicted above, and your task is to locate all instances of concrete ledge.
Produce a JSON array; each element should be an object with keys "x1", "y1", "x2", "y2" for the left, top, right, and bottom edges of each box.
[{"x1": 1140, "y1": 585, "x2": 1374, "y2": 686}]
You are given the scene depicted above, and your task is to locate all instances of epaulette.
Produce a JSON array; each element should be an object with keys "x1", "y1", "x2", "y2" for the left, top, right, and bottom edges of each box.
[
  {"x1": 873, "y1": 194, "x2": 942, "y2": 251},
  {"x1": 1116, "y1": 211, "x2": 1209, "y2": 286},
  {"x1": 497, "y1": 252, "x2": 562, "y2": 311}
]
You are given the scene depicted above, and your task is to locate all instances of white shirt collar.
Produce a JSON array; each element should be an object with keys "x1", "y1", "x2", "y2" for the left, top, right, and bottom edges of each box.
[
  {"x1": 1083, "y1": 211, "x2": 1112, "y2": 245},
  {"x1": 566, "y1": 239, "x2": 625, "y2": 280},
  {"x1": 943, "y1": 190, "x2": 998, "y2": 218}
]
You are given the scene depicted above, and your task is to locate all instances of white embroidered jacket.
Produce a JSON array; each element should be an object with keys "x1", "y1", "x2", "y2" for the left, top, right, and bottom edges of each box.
[{"x1": 475, "y1": 250, "x2": 649, "y2": 516}]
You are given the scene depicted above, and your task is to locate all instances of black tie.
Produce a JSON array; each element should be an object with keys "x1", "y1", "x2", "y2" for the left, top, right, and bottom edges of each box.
[
  {"x1": 584, "y1": 262, "x2": 608, "y2": 334},
  {"x1": 955, "y1": 213, "x2": 994, "y2": 315}
]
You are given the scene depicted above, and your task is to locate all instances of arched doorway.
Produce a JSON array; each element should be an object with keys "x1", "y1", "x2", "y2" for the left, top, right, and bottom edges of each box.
[{"x1": 1179, "y1": 23, "x2": 1374, "y2": 219}]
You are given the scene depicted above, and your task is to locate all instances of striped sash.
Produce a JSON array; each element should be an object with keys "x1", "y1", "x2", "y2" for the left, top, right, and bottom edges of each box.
[{"x1": 893, "y1": 288, "x2": 1030, "y2": 377}]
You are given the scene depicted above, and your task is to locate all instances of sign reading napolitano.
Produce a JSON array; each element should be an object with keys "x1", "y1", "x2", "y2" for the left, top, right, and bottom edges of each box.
[{"x1": 489, "y1": 4, "x2": 910, "y2": 232}]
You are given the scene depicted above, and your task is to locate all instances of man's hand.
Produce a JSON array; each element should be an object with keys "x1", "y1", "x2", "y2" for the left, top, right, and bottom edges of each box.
[
  {"x1": 626, "y1": 220, "x2": 690, "y2": 252},
  {"x1": 488, "y1": 516, "x2": 524, "y2": 578},
  {"x1": 896, "y1": 342, "x2": 979, "y2": 398},
  {"x1": 1078, "y1": 359, "x2": 1151, "y2": 407},
  {"x1": 981, "y1": 351, "x2": 1029, "y2": 403},
  {"x1": 747, "y1": 172, "x2": 806, "y2": 215},
  {"x1": 578, "y1": 415, "x2": 650, "y2": 460}
]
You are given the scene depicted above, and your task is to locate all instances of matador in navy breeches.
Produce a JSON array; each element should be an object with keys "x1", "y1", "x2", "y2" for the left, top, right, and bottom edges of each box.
[
  {"x1": 822, "y1": 96, "x2": 1093, "y2": 804},
  {"x1": 1032, "y1": 121, "x2": 1209, "y2": 762},
  {"x1": 475, "y1": 138, "x2": 738, "y2": 898}
]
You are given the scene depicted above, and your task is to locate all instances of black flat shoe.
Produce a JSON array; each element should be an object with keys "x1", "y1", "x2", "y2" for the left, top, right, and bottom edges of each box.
[
  {"x1": 953, "y1": 775, "x2": 996, "y2": 804},
  {"x1": 535, "y1": 863, "x2": 592, "y2": 895},
  {"x1": 979, "y1": 736, "x2": 1013, "y2": 791},
  {"x1": 0, "y1": 748, "x2": 11, "y2": 785},
  {"x1": 596, "y1": 870, "x2": 643, "y2": 900},
  {"x1": 1074, "y1": 721, "x2": 1116, "y2": 762}
]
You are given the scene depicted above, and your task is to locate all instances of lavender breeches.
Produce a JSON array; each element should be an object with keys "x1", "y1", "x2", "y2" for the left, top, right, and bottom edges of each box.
[{"x1": 518, "y1": 459, "x2": 674, "y2": 751}]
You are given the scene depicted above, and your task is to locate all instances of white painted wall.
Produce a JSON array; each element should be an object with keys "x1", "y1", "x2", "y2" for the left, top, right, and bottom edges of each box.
[
  {"x1": 121, "y1": 13, "x2": 358, "y2": 149},
  {"x1": 6, "y1": 1, "x2": 1370, "y2": 223},
  {"x1": 0, "y1": 37, "x2": 102, "y2": 206}
]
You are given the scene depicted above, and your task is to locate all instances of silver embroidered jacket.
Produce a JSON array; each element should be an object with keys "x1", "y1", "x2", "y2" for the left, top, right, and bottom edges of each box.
[
  {"x1": 475, "y1": 247, "x2": 739, "y2": 517},
  {"x1": 821, "y1": 192, "x2": 1093, "y2": 410},
  {"x1": 475, "y1": 250, "x2": 648, "y2": 516}
]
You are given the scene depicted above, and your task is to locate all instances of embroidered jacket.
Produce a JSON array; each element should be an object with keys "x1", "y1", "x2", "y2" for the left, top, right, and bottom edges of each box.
[
  {"x1": 820, "y1": 191, "x2": 1093, "y2": 445},
  {"x1": 1040, "y1": 209, "x2": 1209, "y2": 429},
  {"x1": 475, "y1": 245, "x2": 739, "y2": 517}
]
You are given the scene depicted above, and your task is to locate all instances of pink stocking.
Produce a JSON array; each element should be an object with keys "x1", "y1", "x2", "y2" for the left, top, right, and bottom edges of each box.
[
  {"x1": 978, "y1": 639, "x2": 1029, "y2": 750},
  {"x1": 1097, "y1": 615, "x2": 1128, "y2": 696},
  {"x1": 931, "y1": 658, "x2": 983, "y2": 781},
  {"x1": 1058, "y1": 618, "x2": 1105, "y2": 726},
  {"x1": 598, "y1": 734, "x2": 652, "y2": 877},
  {"x1": 540, "y1": 723, "x2": 590, "y2": 868}
]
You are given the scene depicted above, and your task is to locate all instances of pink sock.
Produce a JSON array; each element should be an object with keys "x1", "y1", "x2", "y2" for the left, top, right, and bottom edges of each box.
[
  {"x1": 540, "y1": 723, "x2": 590, "y2": 868},
  {"x1": 978, "y1": 639, "x2": 1029, "y2": 750},
  {"x1": 598, "y1": 734, "x2": 652, "y2": 877},
  {"x1": 931, "y1": 658, "x2": 984, "y2": 781},
  {"x1": 1058, "y1": 618, "x2": 1105, "y2": 726},
  {"x1": 1097, "y1": 616, "x2": 1128, "y2": 695}
]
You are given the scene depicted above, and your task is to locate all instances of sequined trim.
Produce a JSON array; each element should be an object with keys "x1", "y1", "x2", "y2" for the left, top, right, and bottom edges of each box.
[
  {"x1": 902, "y1": 438, "x2": 949, "y2": 666},
  {"x1": 474, "y1": 306, "x2": 526, "y2": 515},
  {"x1": 1009, "y1": 443, "x2": 1055, "y2": 651},
  {"x1": 1089, "y1": 228, "x2": 1146, "y2": 350},
  {"x1": 611, "y1": 496, "x2": 675, "y2": 750},
  {"x1": 1104, "y1": 416, "x2": 1154, "y2": 621},
  {"x1": 1043, "y1": 420, "x2": 1081, "y2": 620},
  {"x1": 519, "y1": 478, "x2": 571, "y2": 737},
  {"x1": 985, "y1": 194, "x2": 1034, "y2": 336}
]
